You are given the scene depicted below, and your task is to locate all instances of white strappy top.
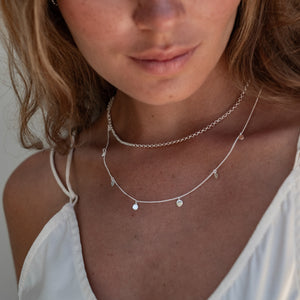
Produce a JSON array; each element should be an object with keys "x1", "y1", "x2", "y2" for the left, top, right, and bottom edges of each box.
[{"x1": 18, "y1": 135, "x2": 300, "y2": 300}]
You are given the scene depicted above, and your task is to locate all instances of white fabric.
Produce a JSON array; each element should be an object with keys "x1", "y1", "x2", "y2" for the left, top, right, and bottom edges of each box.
[{"x1": 18, "y1": 135, "x2": 300, "y2": 300}]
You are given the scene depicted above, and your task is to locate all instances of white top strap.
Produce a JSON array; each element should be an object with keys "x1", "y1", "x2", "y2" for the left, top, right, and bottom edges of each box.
[
  {"x1": 50, "y1": 148, "x2": 78, "y2": 206},
  {"x1": 293, "y1": 132, "x2": 300, "y2": 170}
]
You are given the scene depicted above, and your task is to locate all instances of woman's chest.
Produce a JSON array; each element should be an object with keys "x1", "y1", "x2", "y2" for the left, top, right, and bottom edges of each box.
[
  {"x1": 71, "y1": 130, "x2": 298, "y2": 300},
  {"x1": 74, "y1": 183, "x2": 275, "y2": 300}
]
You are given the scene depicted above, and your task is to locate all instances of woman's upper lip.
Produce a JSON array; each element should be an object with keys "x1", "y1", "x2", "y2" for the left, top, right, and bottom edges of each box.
[{"x1": 130, "y1": 45, "x2": 198, "y2": 61}]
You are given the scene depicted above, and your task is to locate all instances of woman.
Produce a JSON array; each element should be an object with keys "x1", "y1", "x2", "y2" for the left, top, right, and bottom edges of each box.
[{"x1": 1, "y1": 0, "x2": 300, "y2": 299}]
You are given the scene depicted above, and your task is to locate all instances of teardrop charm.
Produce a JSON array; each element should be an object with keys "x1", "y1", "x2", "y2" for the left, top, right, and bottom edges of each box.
[
  {"x1": 213, "y1": 170, "x2": 219, "y2": 179},
  {"x1": 239, "y1": 134, "x2": 245, "y2": 141},
  {"x1": 111, "y1": 177, "x2": 116, "y2": 187},
  {"x1": 132, "y1": 203, "x2": 139, "y2": 211},
  {"x1": 102, "y1": 148, "x2": 106, "y2": 157},
  {"x1": 176, "y1": 198, "x2": 184, "y2": 207}
]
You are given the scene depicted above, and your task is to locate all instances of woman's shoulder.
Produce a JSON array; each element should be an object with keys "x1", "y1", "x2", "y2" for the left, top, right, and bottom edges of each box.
[
  {"x1": 3, "y1": 149, "x2": 68, "y2": 283},
  {"x1": 3, "y1": 149, "x2": 68, "y2": 212}
]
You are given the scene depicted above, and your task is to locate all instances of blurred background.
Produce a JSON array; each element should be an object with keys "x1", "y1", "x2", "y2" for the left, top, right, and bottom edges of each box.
[{"x1": 0, "y1": 40, "x2": 34, "y2": 300}]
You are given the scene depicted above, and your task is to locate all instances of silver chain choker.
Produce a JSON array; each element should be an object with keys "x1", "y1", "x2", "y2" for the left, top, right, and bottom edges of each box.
[{"x1": 107, "y1": 83, "x2": 249, "y2": 148}]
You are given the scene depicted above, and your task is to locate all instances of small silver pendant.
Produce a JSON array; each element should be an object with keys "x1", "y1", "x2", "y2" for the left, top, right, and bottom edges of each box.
[
  {"x1": 111, "y1": 177, "x2": 116, "y2": 187},
  {"x1": 176, "y1": 198, "x2": 184, "y2": 207},
  {"x1": 102, "y1": 148, "x2": 106, "y2": 157},
  {"x1": 213, "y1": 169, "x2": 219, "y2": 179},
  {"x1": 239, "y1": 134, "x2": 245, "y2": 141},
  {"x1": 132, "y1": 203, "x2": 139, "y2": 211}
]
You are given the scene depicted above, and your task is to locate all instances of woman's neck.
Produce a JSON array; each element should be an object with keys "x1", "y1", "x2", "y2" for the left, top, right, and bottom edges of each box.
[{"x1": 110, "y1": 68, "x2": 244, "y2": 145}]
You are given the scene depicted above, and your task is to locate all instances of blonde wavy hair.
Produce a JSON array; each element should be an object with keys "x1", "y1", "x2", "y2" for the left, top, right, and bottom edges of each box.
[{"x1": 0, "y1": 0, "x2": 299, "y2": 153}]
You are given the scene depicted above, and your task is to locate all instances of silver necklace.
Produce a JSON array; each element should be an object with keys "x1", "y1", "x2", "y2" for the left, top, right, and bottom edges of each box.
[
  {"x1": 101, "y1": 89, "x2": 262, "y2": 211},
  {"x1": 107, "y1": 83, "x2": 249, "y2": 148}
]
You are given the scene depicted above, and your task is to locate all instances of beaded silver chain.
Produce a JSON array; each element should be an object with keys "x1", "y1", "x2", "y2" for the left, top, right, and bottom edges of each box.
[
  {"x1": 101, "y1": 89, "x2": 262, "y2": 211},
  {"x1": 107, "y1": 82, "x2": 249, "y2": 148}
]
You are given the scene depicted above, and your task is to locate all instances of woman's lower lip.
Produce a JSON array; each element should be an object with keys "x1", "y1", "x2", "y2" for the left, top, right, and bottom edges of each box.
[{"x1": 130, "y1": 46, "x2": 198, "y2": 76}]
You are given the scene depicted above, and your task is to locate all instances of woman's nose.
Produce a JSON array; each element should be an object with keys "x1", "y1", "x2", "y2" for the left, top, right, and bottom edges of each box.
[{"x1": 133, "y1": 0, "x2": 185, "y2": 32}]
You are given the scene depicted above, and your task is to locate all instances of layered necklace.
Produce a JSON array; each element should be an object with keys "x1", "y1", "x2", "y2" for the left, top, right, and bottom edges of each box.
[{"x1": 101, "y1": 86, "x2": 261, "y2": 211}]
